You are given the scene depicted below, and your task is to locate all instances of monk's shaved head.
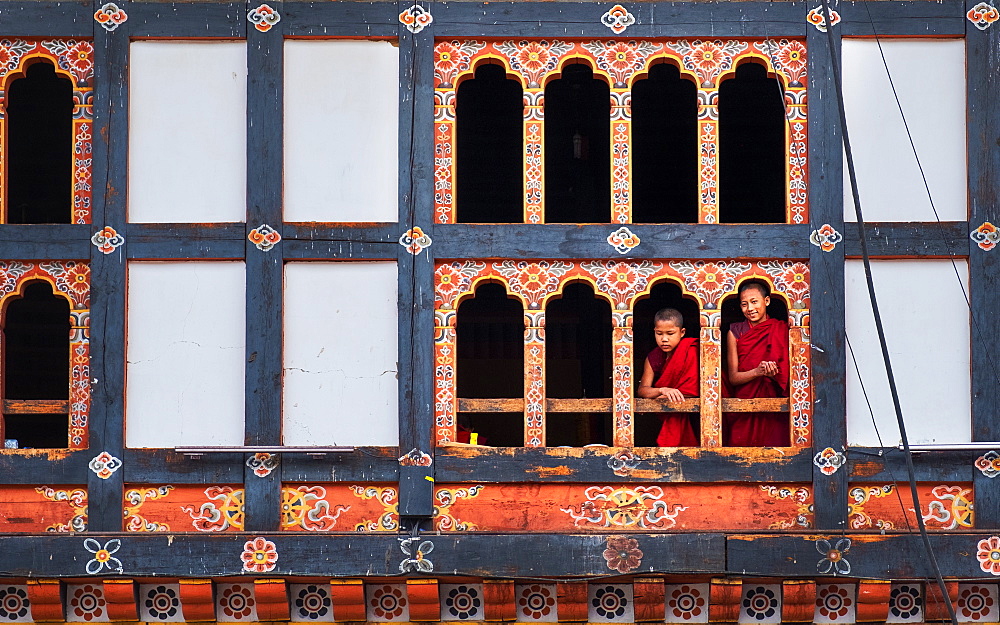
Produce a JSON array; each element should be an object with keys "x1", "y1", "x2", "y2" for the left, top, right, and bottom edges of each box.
[
  {"x1": 738, "y1": 281, "x2": 770, "y2": 298},
  {"x1": 653, "y1": 308, "x2": 685, "y2": 327}
]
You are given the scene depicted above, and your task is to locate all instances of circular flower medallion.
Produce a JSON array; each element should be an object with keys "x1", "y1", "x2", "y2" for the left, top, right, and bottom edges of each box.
[
  {"x1": 220, "y1": 585, "x2": 255, "y2": 620},
  {"x1": 370, "y1": 586, "x2": 406, "y2": 620},
  {"x1": 445, "y1": 585, "x2": 481, "y2": 620},
  {"x1": 294, "y1": 585, "x2": 331, "y2": 620},
  {"x1": 143, "y1": 586, "x2": 179, "y2": 620},
  {"x1": 667, "y1": 585, "x2": 706, "y2": 620},
  {"x1": 959, "y1": 585, "x2": 995, "y2": 621},
  {"x1": 0, "y1": 586, "x2": 29, "y2": 620},
  {"x1": 889, "y1": 585, "x2": 921, "y2": 620},
  {"x1": 816, "y1": 585, "x2": 852, "y2": 620},
  {"x1": 70, "y1": 585, "x2": 106, "y2": 622},
  {"x1": 742, "y1": 586, "x2": 778, "y2": 621},
  {"x1": 518, "y1": 584, "x2": 555, "y2": 620},
  {"x1": 977, "y1": 536, "x2": 1000, "y2": 575},
  {"x1": 592, "y1": 586, "x2": 629, "y2": 620}
]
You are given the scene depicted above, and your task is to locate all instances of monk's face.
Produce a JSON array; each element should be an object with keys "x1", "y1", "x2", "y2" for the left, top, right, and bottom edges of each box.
[
  {"x1": 740, "y1": 287, "x2": 770, "y2": 325},
  {"x1": 653, "y1": 319, "x2": 685, "y2": 353}
]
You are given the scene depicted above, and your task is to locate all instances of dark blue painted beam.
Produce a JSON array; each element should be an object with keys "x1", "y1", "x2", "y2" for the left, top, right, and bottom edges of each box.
[
  {"x1": 125, "y1": 224, "x2": 247, "y2": 259},
  {"x1": 128, "y1": 2, "x2": 244, "y2": 37},
  {"x1": 283, "y1": 2, "x2": 399, "y2": 36},
  {"x1": 842, "y1": 222, "x2": 971, "y2": 257},
  {"x1": 840, "y1": 0, "x2": 966, "y2": 36},
  {"x1": 0, "y1": 1, "x2": 92, "y2": 37},
  {"x1": 847, "y1": 448, "x2": 972, "y2": 483}
]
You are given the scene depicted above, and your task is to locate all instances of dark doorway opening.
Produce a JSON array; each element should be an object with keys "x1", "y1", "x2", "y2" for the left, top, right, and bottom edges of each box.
[
  {"x1": 631, "y1": 62, "x2": 699, "y2": 224},
  {"x1": 544, "y1": 63, "x2": 610, "y2": 223},
  {"x1": 718, "y1": 62, "x2": 786, "y2": 224}
]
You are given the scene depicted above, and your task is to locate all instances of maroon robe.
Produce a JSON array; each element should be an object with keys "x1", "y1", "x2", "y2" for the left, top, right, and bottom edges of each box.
[
  {"x1": 724, "y1": 318, "x2": 790, "y2": 446},
  {"x1": 647, "y1": 337, "x2": 699, "y2": 447}
]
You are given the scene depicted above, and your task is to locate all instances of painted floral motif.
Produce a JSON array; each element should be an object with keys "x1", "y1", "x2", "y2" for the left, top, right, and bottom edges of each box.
[
  {"x1": 248, "y1": 224, "x2": 281, "y2": 252},
  {"x1": 83, "y1": 538, "x2": 122, "y2": 575},
  {"x1": 399, "y1": 226, "x2": 432, "y2": 255},
  {"x1": 591, "y1": 585, "x2": 631, "y2": 621},
  {"x1": 399, "y1": 448, "x2": 433, "y2": 466},
  {"x1": 666, "y1": 584, "x2": 708, "y2": 621},
  {"x1": 349, "y1": 485, "x2": 399, "y2": 531},
  {"x1": 848, "y1": 484, "x2": 896, "y2": 530},
  {"x1": 816, "y1": 537, "x2": 851, "y2": 575},
  {"x1": 967, "y1": 2, "x2": 1000, "y2": 29},
  {"x1": 0, "y1": 40, "x2": 34, "y2": 74},
  {"x1": 88, "y1": 451, "x2": 121, "y2": 479},
  {"x1": 247, "y1": 4, "x2": 280, "y2": 32},
  {"x1": 292, "y1": 584, "x2": 332, "y2": 621},
  {"x1": 442, "y1": 584, "x2": 483, "y2": 620},
  {"x1": 582, "y1": 41, "x2": 659, "y2": 87},
  {"x1": 246, "y1": 452, "x2": 279, "y2": 477},
  {"x1": 813, "y1": 447, "x2": 845, "y2": 475},
  {"x1": 600, "y1": 5, "x2": 636, "y2": 34},
  {"x1": 434, "y1": 485, "x2": 482, "y2": 531},
  {"x1": 888, "y1": 584, "x2": 921, "y2": 621},
  {"x1": 434, "y1": 40, "x2": 486, "y2": 88},
  {"x1": 94, "y1": 3, "x2": 127, "y2": 31},
  {"x1": 760, "y1": 485, "x2": 813, "y2": 529},
  {"x1": 399, "y1": 4, "x2": 433, "y2": 34},
  {"x1": 218, "y1": 584, "x2": 255, "y2": 621},
  {"x1": 815, "y1": 584, "x2": 854, "y2": 622},
  {"x1": 69, "y1": 585, "x2": 107, "y2": 622},
  {"x1": 181, "y1": 486, "x2": 245, "y2": 531},
  {"x1": 368, "y1": 585, "x2": 408, "y2": 621},
  {"x1": 921, "y1": 484, "x2": 973, "y2": 529},
  {"x1": 971, "y1": 222, "x2": 1000, "y2": 251},
  {"x1": 581, "y1": 260, "x2": 660, "y2": 309},
  {"x1": 563, "y1": 485, "x2": 686, "y2": 529},
  {"x1": 0, "y1": 586, "x2": 30, "y2": 621},
  {"x1": 281, "y1": 485, "x2": 350, "y2": 531},
  {"x1": 958, "y1": 584, "x2": 997, "y2": 621},
  {"x1": 670, "y1": 39, "x2": 748, "y2": 87},
  {"x1": 494, "y1": 260, "x2": 571, "y2": 309},
  {"x1": 517, "y1": 584, "x2": 556, "y2": 621},
  {"x1": 91, "y1": 226, "x2": 124, "y2": 254},
  {"x1": 670, "y1": 260, "x2": 750, "y2": 309},
  {"x1": 976, "y1": 450, "x2": 1000, "y2": 477},
  {"x1": 124, "y1": 485, "x2": 173, "y2": 532},
  {"x1": 759, "y1": 261, "x2": 810, "y2": 308},
  {"x1": 977, "y1": 536, "x2": 1000, "y2": 575},
  {"x1": 603, "y1": 536, "x2": 643, "y2": 574},
  {"x1": 141, "y1": 585, "x2": 180, "y2": 621},
  {"x1": 434, "y1": 261, "x2": 487, "y2": 309},
  {"x1": 35, "y1": 486, "x2": 87, "y2": 532},
  {"x1": 241, "y1": 537, "x2": 278, "y2": 573},
  {"x1": 741, "y1": 585, "x2": 780, "y2": 622},
  {"x1": 755, "y1": 39, "x2": 807, "y2": 86},
  {"x1": 607, "y1": 449, "x2": 641, "y2": 476},
  {"x1": 399, "y1": 537, "x2": 434, "y2": 573},
  {"x1": 807, "y1": 6, "x2": 842, "y2": 32},
  {"x1": 607, "y1": 226, "x2": 640, "y2": 254},
  {"x1": 494, "y1": 40, "x2": 573, "y2": 88},
  {"x1": 810, "y1": 224, "x2": 843, "y2": 252}
]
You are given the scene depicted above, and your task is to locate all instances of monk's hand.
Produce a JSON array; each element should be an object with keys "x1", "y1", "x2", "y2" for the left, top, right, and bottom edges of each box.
[
  {"x1": 762, "y1": 360, "x2": 779, "y2": 377},
  {"x1": 660, "y1": 387, "x2": 685, "y2": 404}
]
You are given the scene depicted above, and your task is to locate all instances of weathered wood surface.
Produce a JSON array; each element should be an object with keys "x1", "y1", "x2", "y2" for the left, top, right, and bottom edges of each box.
[
  {"x1": 127, "y1": 2, "x2": 244, "y2": 37},
  {"x1": 126, "y1": 223, "x2": 246, "y2": 259},
  {"x1": 0, "y1": 1, "x2": 90, "y2": 37},
  {"x1": 281, "y1": 448, "x2": 401, "y2": 482},
  {"x1": 122, "y1": 450, "x2": 245, "y2": 484},
  {"x1": 283, "y1": 2, "x2": 399, "y2": 36},
  {"x1": 847, "y1": 448, "x2": 971, "y2": 483},
  {"x1": 2, "y1": 400, "x2": 70, "y2": 415},
  {"x1": 840, "y1": 0, "x2": 966, "y2": 36},
  {"x1": 0, "y1": 450, "x2": 89, "y2": 484},
  {"x1": 0, "y1": 226, "x2": 90, "y2": 259},
  {"x1": 842, "y1": 222, "x2": 971, "y2": 258}
]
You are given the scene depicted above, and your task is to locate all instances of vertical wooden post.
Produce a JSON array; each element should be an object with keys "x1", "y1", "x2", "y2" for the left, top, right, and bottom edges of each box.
[
  {"x1": 524, "y1": 88, "x2": 544, "y2": 224},
  {"x1": 433, "y1": 309, "x2": 458, "y2": 444},
  {"x1": 697, "y1": 88, "x2": 719, "y2": 224},
  {"x1": 433, "y1": 75, "x2": 456, "y2": 224},
  {"x1": 524, "y1": 310, "x2": 545, "y2": 446},
  {"x1": 788, "y1": 319, "x2": 812, "y2": 448},
  {"x1": 611, "y1": 87, "x2": 631, "y2": 224},
  {"x1": 699, "y1": 309, "x2": 722, "y2": 447},
  {"x1": 612, "y1": 310, "x2": 634, "y2": 447}
]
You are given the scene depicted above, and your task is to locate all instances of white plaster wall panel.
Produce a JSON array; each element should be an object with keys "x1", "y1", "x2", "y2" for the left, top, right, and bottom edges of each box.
[
  {"x1": 283, "y1": 262, "x2": 399, "y2": 446},
  {"x1": 126, "y1": 262, "x2": 246, "y2": 448},
  {"x1": 845, "y1": 259, "x2": 971, "y2": 446},
  {"x1": 283, "y1": 40, "x2": 399, "y2": 222},
  {"x1": 128, "y1": 41, "x2": 247, "y2": 223},
  {"x1": 841, "y1": 39, "x2": 967, "y2": 221}
]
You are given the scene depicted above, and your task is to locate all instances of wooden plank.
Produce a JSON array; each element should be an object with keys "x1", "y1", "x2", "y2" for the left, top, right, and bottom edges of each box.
[
  {"x1": 282, "y1": 1, "x2": 399, "y2": 36},
  {"x1": 967, "y1": 0, "x2": 1000, "y2": 528},
  {"x1": 431, "y1": 2, "x2": 808, "y2": 38},
  {"x1": 283, "y1": 223, "x2": 400, "y2": 242},
  {"x1": 280, "y1": 448, "x2": 400, "y2": 482},
  {"x1": 282, "y1": 240, "x2": 400, "y2": 260},
  {"x1": 127, "y1": 2, "x2": 244, "y2": 37},
  {"x1": 121, "y1": 450, "x2": 245, "y2": 484},
  {"x1": 0, "y1": 532, "x2": 725, "y2": 577},
  {"x1": 0, "y1": 2, "x2": 91, "y2": 37},
  {"x1": 434, "y1": 446, "x2": 814, "y2": 483},
  {"x1": 126, "y1": 223, "x2": 247, "y2": 260},
  {"x1": 3, "y1": 400, "x2": 70, "y2": 415},
  {"x1": 848, "y1": 448, "x2": 970, "y2": 483},
  {"x1": 840, "y1": 0, "x2": 966, "y2": 36},
  {"x1": 456, "y1": 398, "x2": 784, "y2": 412},
  {"x1": 431, "y1": 224, "x2": 812, "y2": 260},
  {"x1": 0, "y1": 451, "x2": 90, "y2": 484},
  {"x1": 0, "y1": 225, "x2": 91, "y2": 253},
  {"x1": 842, "y1": 222, "x2": 970, "y2": 257}
]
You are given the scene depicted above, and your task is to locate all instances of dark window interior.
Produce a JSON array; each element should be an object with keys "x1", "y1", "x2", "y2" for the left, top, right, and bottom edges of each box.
[
  {"x1": 631, "y1": 62, "x2": 699, "y2": 224},
  {"x1": 718, "y1": 62, "x2": 786, "y2": 224},
  {"x1": 456, "y1": 63, "x2": 524, "y2": 224},
  {"x1": 545, "y1": 282, "x2": 612, "y2": 446},
  {"x1": 456, "y1": 282, "x2": 524, "y2": 446},
  {"x1": 6, "y1": 61, "x2": 74, "y2": 224},
  {"x1": 633, "y1": 281, "x2": 700, "y2": 446},
  {"x1": 544, "y1": 63, "x2": 610, "y2": 223},
  {"x1": 3, "y1": 280, "x2": 70, "y2": 448}
]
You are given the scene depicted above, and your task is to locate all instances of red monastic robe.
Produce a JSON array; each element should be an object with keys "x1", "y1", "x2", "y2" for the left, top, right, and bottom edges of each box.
[
  {"x1": 724, "y1": 318, "x2": 790, "y2": 447},
  {"x1": 648, "y1": 337, "x2": 700, "y2": 447}
]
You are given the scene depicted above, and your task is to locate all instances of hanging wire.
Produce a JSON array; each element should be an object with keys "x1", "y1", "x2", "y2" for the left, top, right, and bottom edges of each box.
[{"x1": 817, "y1": 0, "x2": 958, "y2": 622}]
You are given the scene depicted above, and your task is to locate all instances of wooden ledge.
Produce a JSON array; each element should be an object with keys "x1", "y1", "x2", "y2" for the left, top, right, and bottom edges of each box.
[{"x1": 457, "y1": 397, "x2": 789, "y2": 413}]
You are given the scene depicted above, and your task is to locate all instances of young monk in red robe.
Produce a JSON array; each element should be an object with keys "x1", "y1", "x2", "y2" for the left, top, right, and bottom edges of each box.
[
  {"x1": 637, "y1": 308, "x2": 699, "y2": 446},
  {"x1": 724, "y1": 281, "x2": 789, "y2": 446}
]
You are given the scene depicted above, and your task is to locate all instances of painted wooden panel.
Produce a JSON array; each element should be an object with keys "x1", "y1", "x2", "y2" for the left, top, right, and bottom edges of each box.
[
  {"x1": 841, "y1": 39, "x2": 966, "y2": 222},
  {"x1": 125, "y1": 262, "x2": 246, "y2": 448},
  {"x1": 122, "y1": 484, "x2": 243, "y2": 532},
  {"x1": 283, "y1": 41, "x2": 399, "y2": 223},
  {"x1": 0, "y1": 485, "x2": 86, "y2": 532},
  {"x1": 282, "y1": 262, "x2": 398, "y2": 446},
  {"x1": 128, "y1": 41, "x2": 247, "y2": 223},
  {"x1": 845, "y1": 260, "x2": 970, "y2": 446},
  {"x1": 847, "y1": 482, "x2": 973, "y2": 530}
]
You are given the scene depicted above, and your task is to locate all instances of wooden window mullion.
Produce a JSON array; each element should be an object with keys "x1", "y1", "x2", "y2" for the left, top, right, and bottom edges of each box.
[
  {"x1": 612, "y1": 311, "x2": 634, "y2": 447},
  {"x1": 524, "y1": 88, "x2": 543, "y2": 224},
  {"x1": 524, "y1": 310, "x2": 545, "y2": 446},
  {"x1": 698, "y1": 88, "x2": 719, "y2": 224},
  {"x1": 699, "y1": 310, "x2": 723, "y2": 447},
  {"x1": 611, "y1": 88, "x2": 631, "y2": 224}
]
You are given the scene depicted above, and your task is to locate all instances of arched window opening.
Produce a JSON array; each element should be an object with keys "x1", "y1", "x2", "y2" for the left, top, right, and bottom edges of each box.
[
  {"x1": 632, "y1": 281, "x2": 700, "y2": 446},
  {"x1": 721, "y1": 280, "x2": 790, "y2": 447},
  {"x1": 544, "y1": 63, "x2": 610, "y2": 224},
  {"x1": 718, "y1": 62, "x2": 786, "y2": 224},
  {"x1": 2, "y1": 281, "x2": 70, "y2": 448},
  {"x1": 631, "y1": 62, "x2": 699, "y2": 224},
  {"x1": 6, "y1": 61, "x2": 74, "y2": 224},
  {"x1": 456, "y1": 282, "x2": 524, "y2": 446},
  {"x1": 545, "y1": 282, "x2": 612, "y2": 446},
  {"x1": 456, "y1": 63, "x2": 524, "y2": 224}
]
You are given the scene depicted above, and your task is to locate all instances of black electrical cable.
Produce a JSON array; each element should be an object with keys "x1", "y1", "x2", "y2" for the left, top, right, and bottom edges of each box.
[{"x1": 816, "y1": 1, "x2": 958, "y2": 622}]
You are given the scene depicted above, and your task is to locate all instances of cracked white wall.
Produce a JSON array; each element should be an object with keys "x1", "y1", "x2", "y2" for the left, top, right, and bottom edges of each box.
[
  {"x1": 125, "y1": 261, "x2": 247, "y2": 447},
  {"x1": 283, "y1": 262, "x2": 399, "y2": 446}
]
